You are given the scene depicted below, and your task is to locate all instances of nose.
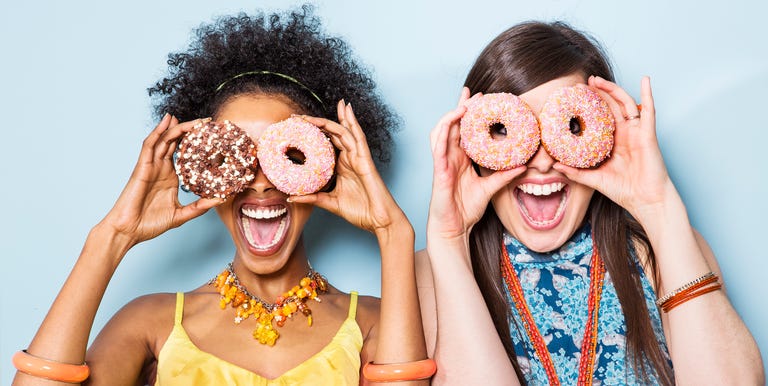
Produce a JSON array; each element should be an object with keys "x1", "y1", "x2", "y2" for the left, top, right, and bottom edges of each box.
[
  {"x1": 246, "y1": 165, "x2": 276, "y2": 193},
  {"x1": 525, "y1": 144, "x2": 556, "y2": 173}
]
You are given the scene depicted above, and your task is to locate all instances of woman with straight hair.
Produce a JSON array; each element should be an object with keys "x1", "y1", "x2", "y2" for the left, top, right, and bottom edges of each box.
[{"x1": 417, "y1": 21, "x2": 764, "y2": 385}]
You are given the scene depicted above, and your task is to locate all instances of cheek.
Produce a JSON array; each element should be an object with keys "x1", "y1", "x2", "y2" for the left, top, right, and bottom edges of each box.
[{"x1": 568, "y1": 184, "x2": 595, "y2": 214}]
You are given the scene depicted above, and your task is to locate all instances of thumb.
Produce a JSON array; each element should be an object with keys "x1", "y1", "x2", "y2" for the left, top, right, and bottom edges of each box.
[
  {"x1": 552, "y1": 163, "x2": 600, "y2": 190},
  {"x1": 174, "y1": 197, "x2": 224, "y2": 226},
  {"x1": 288, "y1": 193, "x2": 337, "y2": 213},
  {"x1": 480, "y1": 166, "x2": 526, "y2": 198}
]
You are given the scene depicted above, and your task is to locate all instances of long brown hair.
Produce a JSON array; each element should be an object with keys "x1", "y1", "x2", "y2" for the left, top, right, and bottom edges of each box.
[{"x1": 464, "y1": 21, "x2": 674, "y2": 385}]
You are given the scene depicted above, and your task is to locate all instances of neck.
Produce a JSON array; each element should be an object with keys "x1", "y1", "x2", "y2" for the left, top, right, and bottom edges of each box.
[{"x1": 230, "y1": 241, "x2": 314, "y2": 301}]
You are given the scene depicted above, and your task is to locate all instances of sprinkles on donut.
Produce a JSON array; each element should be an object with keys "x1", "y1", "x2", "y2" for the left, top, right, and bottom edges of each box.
[
  {"x1": 459, "y1": 93, "x2": 540, "y2": 170},
  {"x1": 539, "y1": 85, "x2": 615, "y2": 168},
  {"x1": 175, "y1": 120, "x2": 258, "y2": 199},
  {"x1": 257, "y1": 117, "x2": 336, "y2": 195}
]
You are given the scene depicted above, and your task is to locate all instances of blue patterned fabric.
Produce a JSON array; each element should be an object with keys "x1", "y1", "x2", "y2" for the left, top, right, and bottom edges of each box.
[{"x1": 503, "y1": 223, "x2": 670, "y2": 385}]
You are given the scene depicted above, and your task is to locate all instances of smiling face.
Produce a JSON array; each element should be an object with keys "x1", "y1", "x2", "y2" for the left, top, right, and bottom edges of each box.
[
  {"x1": 481, "y1": 73, "x2": 595, "y2": 252},
  {"x1": 213, "y1": 94, "x2": 314, "y2": 274}
]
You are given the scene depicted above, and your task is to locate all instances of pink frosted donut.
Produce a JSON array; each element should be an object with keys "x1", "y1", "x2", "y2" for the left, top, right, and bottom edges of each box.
[
  {"x1": 459, "y1": 93, "x2": 540, "y2": 170},
  {"x1": 175, "y1": 120, "x2": 258, "y2": 199},
  {"x1": 257, "y1": 117, "x2": 335, "y2": 195},
  {"x1": 539, "y1": 85, "x2": 615, "y2": 168}
]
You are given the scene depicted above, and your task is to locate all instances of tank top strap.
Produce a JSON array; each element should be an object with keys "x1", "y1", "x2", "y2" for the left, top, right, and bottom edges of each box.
[
  {"x1": 174, "y1": 292, "x2": 184, "y2": 325},
  {"x1": 348, "y1": 291, "x2": 358, "y2": 319}
]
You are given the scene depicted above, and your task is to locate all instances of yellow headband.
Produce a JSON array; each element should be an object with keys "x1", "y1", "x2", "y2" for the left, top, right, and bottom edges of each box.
[{"x1": 215, "y1": 70, "x2": 324, "y2": 106}]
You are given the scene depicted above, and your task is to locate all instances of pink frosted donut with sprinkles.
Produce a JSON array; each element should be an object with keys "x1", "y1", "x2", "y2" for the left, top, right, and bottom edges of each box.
[
  {"x1": 257, "y1": 117, "x2": 335, "y2": 195},
  {"x1": 459, "y1": 93, "x2": 540, "y2": 170},
  {"x1": 539, "y1": 85, "x2": 615, "y2": 168},
  {"x1": 175, "y1": 120, "x2": 257, "y2": 199}
]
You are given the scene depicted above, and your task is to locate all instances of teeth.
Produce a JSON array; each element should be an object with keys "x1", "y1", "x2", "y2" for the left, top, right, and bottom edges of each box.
[
  {"x1": 241, "y1": 216, "x2": 287, "y2": 250},
  {"x1": 241, "y1": 206, "x2": 287, "y2": 219},
  {"x1": 517, "y1": 182, "x2": 565, "y2": 196}
]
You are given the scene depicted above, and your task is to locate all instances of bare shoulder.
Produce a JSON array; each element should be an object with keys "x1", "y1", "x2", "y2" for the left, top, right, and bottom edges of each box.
[
  {"x1": 86, "y1": 293, "x2": 177, "y2": 383},
  {"x1": 89, "y1": 293, "x2": 177, "y2": 356},
  {"x1": 354, "y1": 293, "x2": 381, "y2": 338}
]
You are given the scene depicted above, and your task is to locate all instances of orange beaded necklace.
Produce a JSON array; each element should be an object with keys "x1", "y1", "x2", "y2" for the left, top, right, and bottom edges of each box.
[
  {"x1": 500, "y1": 239, "x2": 605, "y2": 386},
  {"x1": 210, "y1": 263, "x2": 328, "y2": 346}
]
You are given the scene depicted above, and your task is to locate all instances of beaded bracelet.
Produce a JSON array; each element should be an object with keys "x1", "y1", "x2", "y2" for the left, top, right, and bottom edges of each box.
[
  {"x1": 657, "y1": 272, "x2": 721, "y2": 313},
  {"x1": 656, "y1": 272, "x2": 715, "y2": 306},
  {"x1": 362, "y1": 358, "x2": 437, "y2": 382},
  {"x1": 12, "y1": 350, "x2": 90, "y2": 383}
]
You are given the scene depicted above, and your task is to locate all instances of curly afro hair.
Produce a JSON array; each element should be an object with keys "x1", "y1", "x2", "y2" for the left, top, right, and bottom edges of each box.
[{"x1": 149, "y1": 5, "x2": 398, "y2": 164}]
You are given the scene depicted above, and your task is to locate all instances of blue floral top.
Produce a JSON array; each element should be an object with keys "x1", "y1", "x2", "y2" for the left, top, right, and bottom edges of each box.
[{"x1": 503, "y1": 224, "x2": 670, "y2": 385}]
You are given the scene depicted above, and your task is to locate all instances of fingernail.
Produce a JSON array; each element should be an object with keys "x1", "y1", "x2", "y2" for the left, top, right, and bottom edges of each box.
[
  {"x1": 286, "y1": 197, "x2": 293, "y2": 203},
  {"x1": 202, "y1": 117, "x2": 212, "y2": 123},
  {"x1": 340, "y1": 98, "x2": 346, "y2": 105}
]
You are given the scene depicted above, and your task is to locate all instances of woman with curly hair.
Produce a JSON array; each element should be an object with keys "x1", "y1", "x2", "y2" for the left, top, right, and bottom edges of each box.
[{"x1": 13, "y1": 6, "x2": 429, "y2": 386}]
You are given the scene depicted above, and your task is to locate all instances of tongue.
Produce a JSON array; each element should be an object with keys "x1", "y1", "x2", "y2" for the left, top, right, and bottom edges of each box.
[
  {"x1": 519, "y1": 191, "x2": 563, "y2": 222},
  {"x1": 247, "y1": 216, "x2": 282, "y2": 247}
]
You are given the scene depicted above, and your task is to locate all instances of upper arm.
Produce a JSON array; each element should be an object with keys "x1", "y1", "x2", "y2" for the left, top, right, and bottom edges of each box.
[
  {"x1": 415, "y1": 249, "x2": 437, "y2": 356},
  {"x1": 84, "y1": 293, "x2": 174, "y2": 386}
]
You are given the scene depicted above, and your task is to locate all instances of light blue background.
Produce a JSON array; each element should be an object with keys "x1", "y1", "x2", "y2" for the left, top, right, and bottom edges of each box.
[{"x1": 1, "y1": 0, "x2": 766, "y2": 382}]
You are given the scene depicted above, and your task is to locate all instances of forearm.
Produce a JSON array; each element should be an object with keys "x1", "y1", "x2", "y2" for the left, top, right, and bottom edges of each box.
[
  {"x1": 426, "y1": 234, "x2": 519, "y2": 385},
  {"x1": 373, "y1": 220, "x2": 426, "y2": 361},
  {"x1": 15, "y1": 224, "x2": 131, "y2": 385},
  {"x1": 636, "y1": 183, "x2": 764, "y2": 384}
]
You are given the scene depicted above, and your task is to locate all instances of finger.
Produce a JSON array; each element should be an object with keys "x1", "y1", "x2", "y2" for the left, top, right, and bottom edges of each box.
[
  {"x1": 302, "y1": 115, "x2": 357, "y2": 153},
  {"x1": 430, "y1": 105, "x2": 467, "y2": 144},
  {"x1": 173, "y1": 197, "x2": 224, "y2": 225},
  {"x1": 142, "y1": 113, "x2": 172, "y2": 153},
  {"x1": 157, "y1": 117, "x2": 210, "y2": 161},
  {"x1": 552, "y1": 163, "x2": 601, "y2": 191},
  {"x1": 464, "y1": 91, "x2": 484, "y2": 108},
  {"x1": 586, "y1": 82, "x2": 625, "y2": 127},
  {"x1": 480, "y1": 166, "x2": 526, "y2": 197},
  {"x1": 639, "y1": 76, "x2": 655, "y2": 121},
  {"x1": 458, "y1": 87, "x2": 471, "y2": 106},
  {"x1": 344, "y1": 104, "x2": 371, "y2": 156},
  {"x1": 288, "y1": 192, "x2": 336, "y2": 213},
  {"x1": 336, "y1": 99, "x2": 346, "y2": 123},
  {"x1": 430, "y1": 106, "x2": 466, "y2": 156},
  {"x1": 592, "y1": 76, "x2": 640, "y2": 122}
]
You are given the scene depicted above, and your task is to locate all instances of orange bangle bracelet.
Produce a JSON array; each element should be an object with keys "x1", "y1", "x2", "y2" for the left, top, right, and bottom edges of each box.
[
  {"x1": 363, "y1": 358, "x2": 437, "y2": 382},
  {"x1": 12, "y1": 350, "x2": 90, "y2": 383},
  {"x1": 662, "y1": 284, "x2": 722, "y2": 312}
]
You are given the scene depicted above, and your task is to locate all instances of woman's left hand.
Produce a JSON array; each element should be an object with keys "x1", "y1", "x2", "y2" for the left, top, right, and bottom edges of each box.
[
  {"x1": 553, "y1": 76, "x2": 676, "y2": 221},
  {"x1": 289, "y1": 100, "x2": 408, "y2": 234}
]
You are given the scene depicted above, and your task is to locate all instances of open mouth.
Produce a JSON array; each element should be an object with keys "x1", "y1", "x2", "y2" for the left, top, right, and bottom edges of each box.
[
  {"x1": 515, "y1": 182, "x2": 568, "y2": 230},
  {"x1": 239, "y1": 204, "x2": 289, "y2": 252}
]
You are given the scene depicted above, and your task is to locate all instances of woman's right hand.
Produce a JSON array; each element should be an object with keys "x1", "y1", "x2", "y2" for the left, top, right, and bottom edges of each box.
[
  {"x1": 427, "y1": 88, "x2": 525, "y2": 242},
  {"x1": 99, "y1": 114, "x2": 223, "y2": 247}
]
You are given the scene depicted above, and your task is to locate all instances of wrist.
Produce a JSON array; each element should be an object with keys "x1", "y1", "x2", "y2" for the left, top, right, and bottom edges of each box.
[
  {"x1": 627, "y1": 179, "x2": 684, "y2": 225},
  {"x1": 374, "y1": 215, "x2": 415, "y2": 244},
  {"x1": 87, "y1": 223, "x2": 134, "y2": 268}
]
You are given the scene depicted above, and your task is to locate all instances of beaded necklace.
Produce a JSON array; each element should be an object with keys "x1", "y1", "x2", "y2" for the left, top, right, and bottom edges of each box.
[
  {"x1": 500, "y1": 239, "x2": 605, "y2": 386},
  {"x1": 210, "y1": 263, "x2": 328, "y2": 346}
]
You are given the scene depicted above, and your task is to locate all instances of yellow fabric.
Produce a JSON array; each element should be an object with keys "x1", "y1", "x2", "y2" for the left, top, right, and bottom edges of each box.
[{"x1": 155, "y1": 292, "x2": 363, "y2": 386}]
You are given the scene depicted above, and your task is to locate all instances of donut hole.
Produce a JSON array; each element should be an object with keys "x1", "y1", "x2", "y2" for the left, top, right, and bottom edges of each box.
[
  {"x1": 209, "y1": 153, "x2": 226, "y2": 167},
  {"x1": 568, "y1": 117, "x2": 584, "y2": 136},
  {"x1": 489, "y1": 122, "x2": 508, "y2": 140},
  {"x1": 285, "y1": 147, "x2": 306, "y2": 165}
]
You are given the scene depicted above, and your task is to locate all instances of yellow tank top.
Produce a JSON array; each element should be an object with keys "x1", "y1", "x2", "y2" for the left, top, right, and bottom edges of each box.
[{"x1": 154, "y1": 292, "x2": 363, "y2": 385}]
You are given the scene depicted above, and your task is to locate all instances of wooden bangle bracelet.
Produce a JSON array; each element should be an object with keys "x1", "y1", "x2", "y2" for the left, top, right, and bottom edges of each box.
[
  {"x1": 12, "y1": 350, "x2": 90, "y2": 383},
  {"x1": 363, "y1": 358, "x2": 437, "y2": 382}
]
